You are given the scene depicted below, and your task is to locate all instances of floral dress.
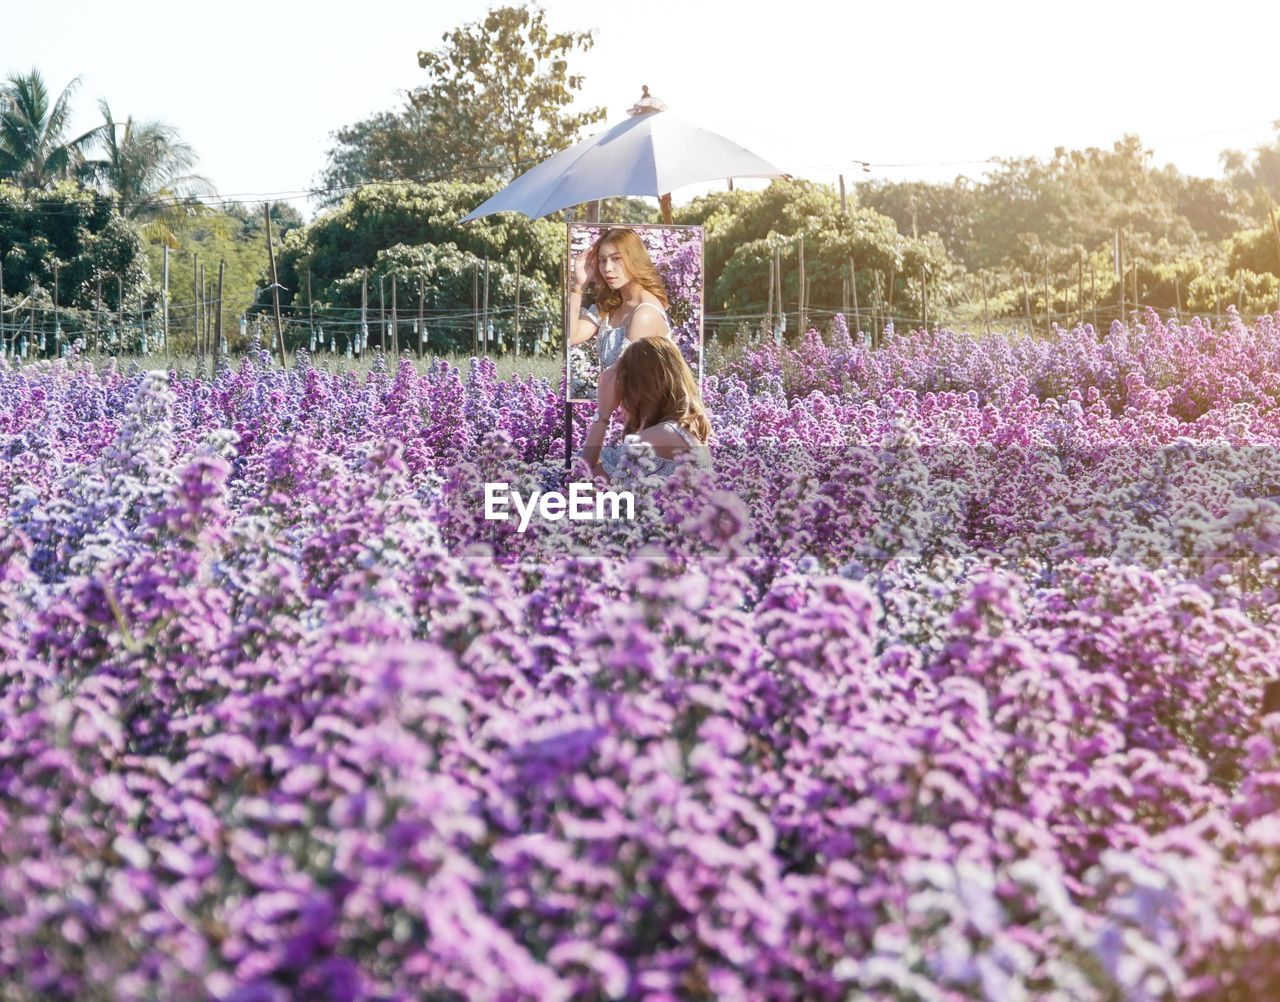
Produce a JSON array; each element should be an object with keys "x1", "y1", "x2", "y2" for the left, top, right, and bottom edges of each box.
[
  {"x1": 583, "y1": 302, "x2": 672, "y2": 368},
  {"x1": 598, "y1": 420, "x2": 712, "y2": 485}
]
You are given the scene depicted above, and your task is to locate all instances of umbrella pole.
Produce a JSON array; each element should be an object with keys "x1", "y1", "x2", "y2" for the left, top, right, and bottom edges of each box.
[{"x1": 564, "y1": 403, "x2": 573, "y2": 473}]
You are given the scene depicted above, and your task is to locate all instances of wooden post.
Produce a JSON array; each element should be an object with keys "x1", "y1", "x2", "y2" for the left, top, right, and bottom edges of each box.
[
  {"x1": 419, "y1": 271, "x2": 426, "y2": 359},
  {"x1": 472, "y1": 262, "x2": 479, "y2": 354},
  {"x1": 117, "y1": 275, "x2": 124, "y2": 353},
  {"x1": 980, "y1": 270, "x2": 990, "y2": 335},
  {"x1": 1116, "y1": 230, "x2": 1125, "y2": 323},
  {"x1": 839, "y1": 174, "x2": 847, "y2": 215},
  {"x1": 201, "y1": 267, "x2": 208, "y2": 354},
  {"x1": 213, "y1": 258, "x2": 224, "y2": 379},
  {"x1": 263, "y1": 203, "x2": 286, "y2": 367},
  {"x1": 1133, "y1": 261, "x2": 1139, "y2": 312},
  {"x1": 849, "y1": 256, "x2": 859, "y2": 336},
  {"x1": 659, "y1": 193, "x2": 673, "y2": 225},
  {"x1": 776, "y1": 244, "x2": 784, "y2": 336},
  {"x1": 765, "y1": 250, "x2": 775, "y2": 334},
  {"x1": 921, "y1": 263, "x2": 928, "y2": 331},
  {"x1": 1077, "y1": 251, "x2": 1084, "y2": 328},
  {"x1": 482, "y1": 257, "x2": 490, "y2": 355},
  {"x1": 95, "y1": 276, "x2": 102, "y2": 354},
  {"x1": 874, "y1": 270, "x2": 884, "y2": 348},
  {"x1": 513, "y1": 255, "x2": 521, "y2": 357},
  {"x1": 52, "y1": 259, "x2": 58, "y2": 354},
  {"x1": 1175, "y1": 273, "x2": 1182, "y2": 315},
  {"x1": 1091, "y1": 262, "x2": 1098, "y2": 332},
  {"x1": 391, "y1": 275, "x2": 398, "y2": 356},
  {"x1": 360, "y1": 272, "x2": 368, "y2": 357},
  {"x1": 1022, "y1": 271, "x2": 1033, "y2": 336},
  {"x1": 379, "y1": 275, "x2": 385, "y2": 352},
  {"x1": 193, "y1": 252, "x2": 200, "y2": 353},
  {"x1": 307, "y1": 267, "x2": 314, "y2": 349},
  {"x1": 1270, "y1": 207, "x2": 1280, "y2": 313},
  {"x1": 887, "y1": 261, "x2": 896, "y2": 323},
  {"x1": 798, "y1": 237, "x2": 806, "y2": 332},
  {"x1": 162, "y1": 245, "x2": 169, "y2": 352},
  {"x1": 842, "y1": 276, "x2": 849, "y2": 320},
  {"x1": 1043, "y1": 254, "x2": 1051, "y2": 331},
  {"x1": 1214, "y1": 275, "x2": 1222, "y2": 321}
]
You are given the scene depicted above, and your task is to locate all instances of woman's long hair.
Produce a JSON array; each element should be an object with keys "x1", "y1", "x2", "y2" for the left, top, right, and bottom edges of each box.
[
  {"x1": 589, "y1": 228, "x2": 669, "y2": 319},
  {"x1": 614, "y1": 335, "x2": 711, "y2": 443}
]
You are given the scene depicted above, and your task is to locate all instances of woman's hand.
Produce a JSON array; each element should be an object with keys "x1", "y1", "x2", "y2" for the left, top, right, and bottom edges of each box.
[{"x1": 572, "y1": 249, "x2": 595, "y2": 292}]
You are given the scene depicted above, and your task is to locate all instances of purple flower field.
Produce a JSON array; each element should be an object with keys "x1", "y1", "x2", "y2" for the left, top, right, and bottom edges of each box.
[{"x1": 3, "y1": 309, "x2": 1280, "y2": 1000}]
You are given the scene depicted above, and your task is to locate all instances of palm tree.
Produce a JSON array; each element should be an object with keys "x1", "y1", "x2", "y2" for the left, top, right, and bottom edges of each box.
[
  {"x1": 79, "y1": 100, "x2": 217, "y2": 247},
  {"x1": 0, "y1": 69, "x2": 104, "y2": 188}
]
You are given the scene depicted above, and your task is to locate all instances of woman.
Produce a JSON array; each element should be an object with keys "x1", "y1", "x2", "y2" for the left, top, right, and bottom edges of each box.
[
  {"x1": 569, "y1": 226, "x2": 672, "y2": 369},
  {"x1": 568, "y1": 228, "x2": 674, "y2": 467},
  {"x1": 587, "y1": 334, "x2": 712, "y2": 482}
]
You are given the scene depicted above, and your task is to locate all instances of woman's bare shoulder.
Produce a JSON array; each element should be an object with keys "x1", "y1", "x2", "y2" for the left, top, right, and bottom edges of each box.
[
  {"x1": 627, "y1": 304, "x2": 668, "y2": 340},
  {"x1": 633, "y1": 422, "x2": 688, "y2": 452}
]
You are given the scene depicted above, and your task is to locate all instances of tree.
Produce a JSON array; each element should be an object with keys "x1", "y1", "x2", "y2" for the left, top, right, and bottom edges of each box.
[
  {"x1": 78, "y1": 99, "x2": 216, "y2": 247},
  {"x1": 0, "y1": 69, "x2": 105, "y2": 189},
  {"x1": 676, "y1": 178, "x2": 956, "y2": 328},
  {"x1": 411, "y1": 4, "x2": 605, "y2": 178},
  {"x1": 316, "y1": 103, "x2": 453, "y2": 209},
  {"x1": 0, "y1": 180, "x2": 151, "y2": 355},
  {"x1": 247, "y1": 180, "x2": 563, "y2": 352}
]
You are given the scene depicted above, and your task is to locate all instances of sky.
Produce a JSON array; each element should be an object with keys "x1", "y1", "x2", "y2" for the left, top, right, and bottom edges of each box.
[{"x1": 3, "y1": 0, "x2": 1279, "y2": 221}]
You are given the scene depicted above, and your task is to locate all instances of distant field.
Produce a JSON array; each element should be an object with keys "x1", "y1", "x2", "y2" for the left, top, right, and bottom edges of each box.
[{"x1": 59, "y1": 348, "x2": 568, "y2": 384}]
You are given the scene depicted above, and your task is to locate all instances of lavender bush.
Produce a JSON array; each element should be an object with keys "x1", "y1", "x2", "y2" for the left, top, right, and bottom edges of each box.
[{"x1": 2, "y1": 313, "x2": 1280, "y2": 1000}]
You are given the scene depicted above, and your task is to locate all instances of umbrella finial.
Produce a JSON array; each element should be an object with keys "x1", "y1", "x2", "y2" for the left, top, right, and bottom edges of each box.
[{"x1": 627, "y1": 85, "x2": 667, "y2": 117}]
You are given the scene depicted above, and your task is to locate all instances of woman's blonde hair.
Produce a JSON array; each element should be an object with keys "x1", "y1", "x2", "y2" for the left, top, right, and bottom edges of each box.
[
  {"x1": 589, "y1": 227, "x2": 669, "y2": 318},
  {"x1": 614, "y1": 336, "x2": 711, "y2": 443}
]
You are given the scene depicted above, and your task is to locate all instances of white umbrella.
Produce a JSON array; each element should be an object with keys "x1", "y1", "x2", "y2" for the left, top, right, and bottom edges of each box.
[{"x1": 460, "y1": 87, "x2": 788, "y2": 223}]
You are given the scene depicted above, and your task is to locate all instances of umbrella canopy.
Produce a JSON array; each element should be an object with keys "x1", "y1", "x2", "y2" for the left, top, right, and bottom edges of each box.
[{"x1": 459, "y1": 99, "x2": 787, "y2": 223}]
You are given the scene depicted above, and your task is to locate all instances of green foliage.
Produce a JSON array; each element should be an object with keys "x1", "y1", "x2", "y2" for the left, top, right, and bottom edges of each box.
[
  {"x1": 412, "y1": 4, "x2": 605, "y2": 177},
  {"x1": 1221, "y1": 123, "x2": 1280, "y2": 216},
  {"x1": 317, "y1": 105, "x2": 453, "y2": 209},
  {"x1": 676, "y1": 178, "x2": 956, "y2": 324},
  {"x1": 1226, "y1": 219, "x2": 1280, "y2": 279},
  {"x1": 141, "y1": 209, "x2": 274, "y2": 352},
  {"x1": 249, "y1": 180, "x2": 563, "y2": 350},
  {"x1": 319, "y1": 4, "x2": 605, "y2": 206},
  {"x1": 77, "y1": 99, "x2": 215, "y2": 247},
  {"x1": 0, "y1": 180, "x2": 147, "y2": 311},
  {"x1": 0, "y1": 70, "x2": 104, "y2": 189}
]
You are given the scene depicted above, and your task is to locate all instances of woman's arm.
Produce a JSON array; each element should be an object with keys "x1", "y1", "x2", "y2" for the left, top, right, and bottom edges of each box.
[
  {"x1": 583, "y1": 361, "x2": 620, "y2": 478},
  {"x1": 567, "y1": 250, "x2": 600, "y2": 346}
]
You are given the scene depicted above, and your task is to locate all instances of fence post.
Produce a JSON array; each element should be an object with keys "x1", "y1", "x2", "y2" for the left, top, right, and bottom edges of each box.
[
  {"x1": 798, "y1": 236, "x2": 806, "y2": 333},
  {"x1": 213, "y1": 258, "x2": 224, "y2": 379},
  {"x1": 849, "y1": 256, "x2": 859, "y2": 338},
  {"x1": 1022, "y1": 271, "x2": 1032, "y2": 336},
  {"x1": 162, "y1": 245, "x2": 169, "y2": 352},
  {"x1": 360, "y1": 272, "x2": 368, "y2": 357},
  {"x1": 193, "y1": 253, "x2": 200, "y2": 353},
  {"x1": 263, "y1": 203, "x2": 286, "y2": 367}
]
